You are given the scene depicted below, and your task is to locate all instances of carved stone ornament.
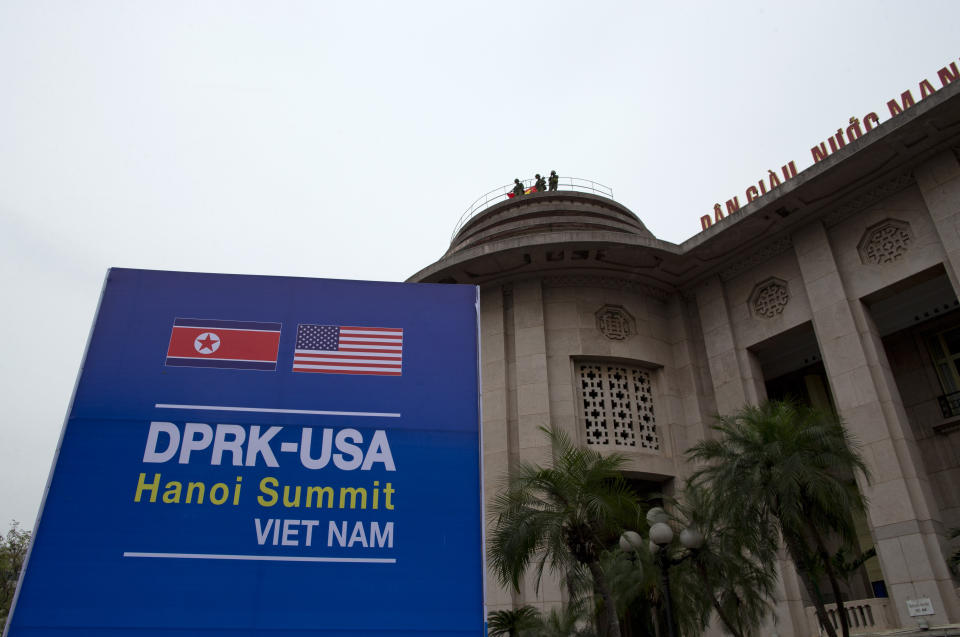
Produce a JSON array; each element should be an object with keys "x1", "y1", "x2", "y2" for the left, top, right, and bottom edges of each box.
[
  {"x1": 749, "y1": 277, "x2": 789, "y2": 319},
  {"x1": 857, "y1": 218, "x2": 912, "y2": 265},
  {"x1": 595, "y1": 305, "x2": 635, "y2": 340}
]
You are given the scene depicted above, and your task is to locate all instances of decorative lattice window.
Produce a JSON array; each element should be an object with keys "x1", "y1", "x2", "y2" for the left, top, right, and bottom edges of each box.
[{"x1": 577, "y1": 362, "x2": 659, "y2": 451}]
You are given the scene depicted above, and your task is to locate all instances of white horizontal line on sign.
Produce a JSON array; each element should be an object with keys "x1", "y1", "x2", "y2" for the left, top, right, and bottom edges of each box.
[
  {"x1": 294, "y1": 354, "x2": 402, "y2": 361},
  {"x1": 123, "y1": 551, "x2": 396, "y2": 564},
  {"x1": 341, "y1": 330, "x2": 402, "y2": 337},
  {"x1": 154, "y1": 404, "x2": 400, "y2": 418}
]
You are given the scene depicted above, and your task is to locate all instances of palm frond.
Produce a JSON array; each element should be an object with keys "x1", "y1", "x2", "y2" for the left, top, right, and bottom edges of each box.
[{"x1": 488, "y1": 606, "x2": 540, "y2": 637}]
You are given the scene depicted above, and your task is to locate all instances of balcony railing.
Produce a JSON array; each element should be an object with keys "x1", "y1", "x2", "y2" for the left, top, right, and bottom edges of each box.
[
  {"x1": 805, "y1": 598, "x2": 895, "y2": 636},
  {"x1": 450, "y1": 177, "x2": 614, "y2": 241},
  {"x1": 938, "y1": 390, "x2": 960, "y2": 418}
]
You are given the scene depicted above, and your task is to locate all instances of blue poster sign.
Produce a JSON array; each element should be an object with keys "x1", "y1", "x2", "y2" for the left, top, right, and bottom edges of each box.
[{"x1": 7, "y1": 268, "x2": 483, "y2": 637}]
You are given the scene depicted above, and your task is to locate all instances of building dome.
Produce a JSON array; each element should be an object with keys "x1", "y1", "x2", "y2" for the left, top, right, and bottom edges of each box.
[
  {"x1": 410, "y1": 188, "x2": 685, "y2": 289},
  {"x1": 450, "y1": 190, "x2": 654, "y2": 253}
]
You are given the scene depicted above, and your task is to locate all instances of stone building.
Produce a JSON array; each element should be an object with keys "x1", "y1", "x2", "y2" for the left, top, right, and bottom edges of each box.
[{"x1": 409, "y1": 82, "x2": 960, "y2": 634}]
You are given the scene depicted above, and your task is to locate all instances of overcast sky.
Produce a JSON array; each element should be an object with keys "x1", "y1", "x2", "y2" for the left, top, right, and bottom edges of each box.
[{"x1": 1, "y1": 0, "x2": 958, "y2": 528}]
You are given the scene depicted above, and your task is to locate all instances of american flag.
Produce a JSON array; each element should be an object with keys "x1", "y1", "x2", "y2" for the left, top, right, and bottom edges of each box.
[{"x1": 293, "y1": 324, "x2": 403, "y2": 376}]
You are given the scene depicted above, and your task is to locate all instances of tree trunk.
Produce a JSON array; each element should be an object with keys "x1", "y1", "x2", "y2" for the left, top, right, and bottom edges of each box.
[
  {"x1": 588, "y1": 560, "x2": 621, "y2": 637},
  {"x1": 566, "y1": 570, "x2": 579, "y2": 605},
  {"x1": 695, "y1": 560, "x2": 744, "y2": 637},
  {"x1": 808, "y1": 523, "x2": 851, "y2": 637},
  {"x1": 784, "y1": 536, "x2": 839, "y2": 637}
]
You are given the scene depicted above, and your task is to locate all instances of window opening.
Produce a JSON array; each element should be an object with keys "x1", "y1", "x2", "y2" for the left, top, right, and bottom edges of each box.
[
  {"x1": 927, "y1": 325, "x2": 960, "y2": 418},
  {"x1": 577, "y1": 362, "x2": 659, "y2": 451},
  {"x1": 928, "y1": 326, "x2": 960, "y2": 394}
]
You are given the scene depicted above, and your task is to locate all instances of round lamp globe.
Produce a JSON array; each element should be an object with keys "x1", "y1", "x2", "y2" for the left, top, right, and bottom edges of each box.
[
  {"x1": 619, "y1": 530, "x2": 643, "y2": 553},
  {"x1": 650, "y1": 522, "x2": 674, "y2": 546}
]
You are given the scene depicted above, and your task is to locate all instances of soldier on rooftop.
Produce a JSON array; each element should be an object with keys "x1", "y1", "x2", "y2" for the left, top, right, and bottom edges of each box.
[
  {"x1": 534, "y1": 174, "x2": 546, "y2": 193},
  {"x1": 548, "y1": 170, "x2": 559, "y2": 191},
  {"x1": 512, "y1": 178, "x2": 524, "y2": 197}
]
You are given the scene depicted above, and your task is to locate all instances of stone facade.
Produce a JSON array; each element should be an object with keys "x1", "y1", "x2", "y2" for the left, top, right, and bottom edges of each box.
[{"x1": 410, "y1": 82, "x2": 960, "y2": 633}]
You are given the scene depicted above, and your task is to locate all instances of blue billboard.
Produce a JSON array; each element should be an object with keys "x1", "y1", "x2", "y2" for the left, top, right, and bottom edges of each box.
[{"x1": 6, "y1": 268, "x2": 483, "y2": 637}]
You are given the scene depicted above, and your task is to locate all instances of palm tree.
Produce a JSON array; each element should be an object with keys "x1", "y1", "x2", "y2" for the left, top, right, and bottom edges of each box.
[
  {"x1": 530, "y1": 599, "x2": 598, "y2": 637},
  {"x1": 687, "y1": 400, "x2": 869, "y2": 637},
  {"x1": 488, "y1": 606, "x2": 541, "y2": 637},
  {"x1": 488, "y1": 426, "x2": 640, "y2": 637},
  {"x1": 603, "y1": 541, "x2": 673, "y2": 637},
  {"x1": 607, "y1": 489, "x2": 777, "y2": 637},
  {"x1": 669, "y1": 482, "x2": 779, "y2": 637}
]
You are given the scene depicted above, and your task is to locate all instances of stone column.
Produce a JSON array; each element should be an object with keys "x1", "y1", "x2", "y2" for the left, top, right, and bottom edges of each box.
[
  {"x1": 509, "y1": 278, "x2": 563, "y2": 609},
  {"x1": 479, "y1": 285, "x2": 514, "y2": 612},
  {"x1": 511, "y1": 279, "x2": 553, "y2": 465},
  {"x1": 753, "y1": 547, "x2": 816, "y2": 637},
  {"x1": 694, "y1": 275, "x2": 766, "y2": 414},
  {"x1": 670, "y1": 294, "x2": 717, "y2": 454},
  {"x1": 793, "y1": 221, "x2": 960, "y2": 625},
  {"x1": 917, "y1": 150, "x2": 960, "y2": 294},
  {"x1": 694, "y1": 278, "x2": 812, "y2": 636},
  {"x1": 689, "y1": 276, "x2": 812, "y2": 636}
]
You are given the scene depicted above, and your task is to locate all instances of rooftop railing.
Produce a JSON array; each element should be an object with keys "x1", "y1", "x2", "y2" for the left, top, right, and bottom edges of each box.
[{"x1": 451, "y1": 176, "x2": 614, "y2": 241}]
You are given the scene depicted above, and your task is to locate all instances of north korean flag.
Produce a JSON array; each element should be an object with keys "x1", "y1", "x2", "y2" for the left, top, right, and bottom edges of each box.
[{"x1": 165, "y1": 318, "x2": 282, "y2": 371}]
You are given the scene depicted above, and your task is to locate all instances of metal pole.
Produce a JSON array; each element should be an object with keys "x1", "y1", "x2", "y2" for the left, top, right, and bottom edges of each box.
[{"x1": 659, "y1": 552, "x2": 678, "y2": 637}]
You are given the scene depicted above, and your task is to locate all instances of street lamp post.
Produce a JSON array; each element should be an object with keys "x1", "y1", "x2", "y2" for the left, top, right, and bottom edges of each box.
[
  {"x1": 621, "y1": 507, "x2": 704, "y2": 637},
  {"x1": 650, "y1": 520, "x2": 678, "y2": 637}
]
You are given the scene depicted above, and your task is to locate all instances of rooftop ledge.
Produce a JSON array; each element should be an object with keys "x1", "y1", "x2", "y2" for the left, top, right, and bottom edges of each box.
[{"x1": 451, "y1": 177, "x2": 614, "y2": 241}]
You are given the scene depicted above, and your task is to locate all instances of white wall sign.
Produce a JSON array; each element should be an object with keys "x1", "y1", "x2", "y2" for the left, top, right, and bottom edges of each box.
[{"x1": 906, "y1": 598, "x2": 935, "y2": 616}]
